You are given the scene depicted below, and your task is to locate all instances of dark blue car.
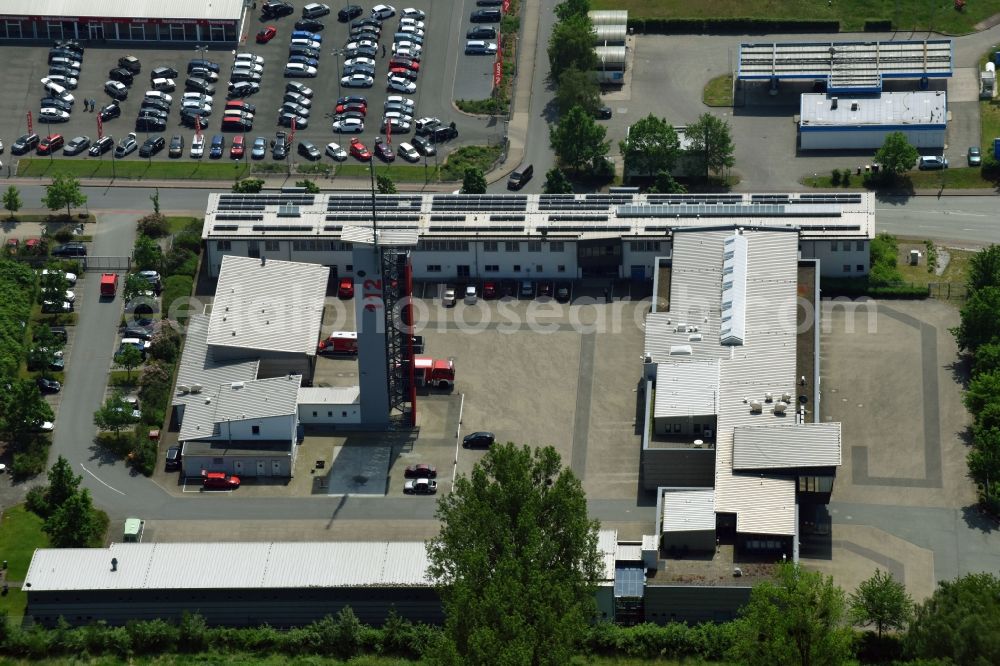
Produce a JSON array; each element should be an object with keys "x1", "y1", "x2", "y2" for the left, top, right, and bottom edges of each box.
[
  {"x1": 209, "y1": 134, "x2": 225, "y2": 159},
  {"x1": 291, "y1": 30, "x2": 322, "y2": 42},
  {"x1": 288, "y1": 55, "x2": 320, "y2": 68}
]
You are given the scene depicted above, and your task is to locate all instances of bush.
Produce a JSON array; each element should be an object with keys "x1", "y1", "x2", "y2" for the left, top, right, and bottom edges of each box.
[
  {"x1": 232, "y1": 178, "x2": 264, "y2": 193},
  {"x1": 25, "y1": 485, "x2": 50, "y2": 517},
  {"x1": 139, "y1": 362, "x2": 173, "y2": 408},
  {"x1": 864, "y1": 19, "x2": 893, "y2": 31},
  {"x1": 137, "y1": 213, "x2": 169, "y2": 238},
  {"x1": 161, "y1": 275, "x2": 194, "y2": 322},
  {"x1": 52, "y1": 227, "x2": 74, "y2": 243},
  {"x1": 163, "y1": 248, "x2": 198, "y2": 279},
  {"x1": 172, "y1": 228, "x2": 203, "y2": 255},
  {"x1": 831, "y1": 169, "x2": 842, "y2": 186},
  {"x1": 127, "y1": 618, "x2": 178, "y2": 654},
  {"x1": 12, "y1": 442, "x2": 50, "y2": 480}
]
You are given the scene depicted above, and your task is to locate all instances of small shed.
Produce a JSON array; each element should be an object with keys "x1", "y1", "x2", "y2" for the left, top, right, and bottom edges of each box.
[
  {"x1": 660, "y1": 488, "x2": 716, "y2": 553},
  {"x1": 588, "y1": 10, "x2": 628, "y2": 26},
  {"x1": 123, "y1": 518, "x2": 144, "y2": 543}
]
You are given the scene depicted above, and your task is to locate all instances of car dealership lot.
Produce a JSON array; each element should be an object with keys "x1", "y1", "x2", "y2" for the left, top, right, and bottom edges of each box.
[{"x1": 0, "y1": 1, "x2": 499, "y2": 169}]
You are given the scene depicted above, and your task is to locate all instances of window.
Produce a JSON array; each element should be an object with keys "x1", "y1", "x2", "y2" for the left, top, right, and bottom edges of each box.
[
  {"x1": 265, "y1": 240, "x2": 280, "y2": 252},
  {"x1": 293, "y1": 240, "x2": 323, "y2": 251},
  {"x1": 426, "y1": 264, "x2": 442, "y2": 272},
  {"x1": 484, "y1": 264, "x2": 499, "y2": 272},
  {"x1": 857, "y1": 264, "x2": 864, "y2": 272},
  {"x1": 246, "y1": 240, "x2": 260, "y2": 258},
  {"x1": 483, "y1": 241, "x2": 498, "y2": 252},
  {"x1": 694, "y1": 423, "x2": 701, "y2": 433},
  {"x1": 830, "y1": 241, "x2": 838, "y2": 251},
  {"x1": 505, "y1": 241, "x2": 519, "y2": 252},
  {"x1": 342, "y1": 411, "x2": 348, "y2": 417},
  {"x1": 673, "y1": 423, "x2": 682, "y2": 433},
  {"x1": 216, "y1": 240, "x2": 232, "y2": 251},
  {"x1": 457, "y1": 265, "x2": 470, "y2": 277},
  {"x1": 843, "y1": 265, "x2": 851, "y2": 273},
  {"x1": 346, "y1": 264, "x2": 353, "y2": 272},
  {"x1": 549, "y1": 241, "x2": 564, "y2": 252},
  {"x1": 513, "y1": 264, "x2": 521, "y2": 272},
  {"x1": 856, "y1": 240, "x2": 864, "y2": 251},
  {"x1": 418, "y1": 240, "x2": 469, "y2": 252},
  {"x1": 535, "y1": 265, "x2": 543, "y2": 273},
  {"x1": 528, "y1": 241, "x2": 542, "y2": 252},
  {"x1": 557, "y1": 265, "x2": 566, "y2": 272},
  {"x1": 312, "y1": 411, "x2": 318, "y2": 417},
  {"x1": 251, "y1": 425, "x2": 260, "y2": 435},
  {"x1": 630, "y1": 240, "x2": 661, "y2": 252}
]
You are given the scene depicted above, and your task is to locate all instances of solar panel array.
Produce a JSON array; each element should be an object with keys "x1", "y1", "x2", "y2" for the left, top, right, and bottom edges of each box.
[
  {"x1": 217, "y1": 193, "x2": 315, "y2": 210},
  {"x1": 327, "y1": 194, "x2": 422, "y2": 212},
  {"x1": 431, "y1": 195, "x2": 528, "y2": 212},
  {"x1": 432, "y1": 225, "x2": 526, "y2": 233}
]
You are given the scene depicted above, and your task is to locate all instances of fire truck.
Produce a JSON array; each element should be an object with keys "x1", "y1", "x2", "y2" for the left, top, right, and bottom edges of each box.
[
  {"x1": 404, "y1": 356, "x2": 455, "y2": 389},
  {"x1": 317, "y1": 331, "x2": 358, "y2": 355}
]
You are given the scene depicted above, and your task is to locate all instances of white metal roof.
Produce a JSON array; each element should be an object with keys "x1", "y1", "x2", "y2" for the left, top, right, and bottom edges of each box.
[
  {"x1": 208, "y1": 255, "x2": 328, "y2": 355},
  {"x1": 298, "y1": 386, "x2": 361, "y2": 405},
  {"x1": 179, "y1": 375, "x2": 301, "y2": 441},
  {"x1": 733, "y1": 423, "x2": 842, "y2": 470},
  {"x1": 24, "y1": 542, "x2": 434, "y2": 592},
  {"x1": 800, "y1": 91, "x2": 947, "y2": 128},
  {"x1": 661, "y1": 488, "x2": 716, "y2": 533},
  {"x1": 1, "y1": 0, "x2": 245, "y2": 20},
  {"x1": 597, "y1": 529, "x2": 618, "y2": 582},
  {"x1": 203, "y1": 192, "x2": 875, "y2": 242},
  {"x1": 654, "y1": 360, "x2": 719, "y2": 419},
  {"x1": 174, "y1": 313, "x2": 259, "y2": 407},
  {"x1": 720, "y1": 234, "x2": 747, "y2": 346},
  {"x1": 738, "y1": 40, "x2": 953, "y2": 81}
]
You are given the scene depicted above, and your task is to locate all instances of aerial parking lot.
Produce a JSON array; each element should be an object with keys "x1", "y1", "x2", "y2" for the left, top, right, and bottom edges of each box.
[{"x1": 0, "y1": 0, "x2": 502, "y2": 172}]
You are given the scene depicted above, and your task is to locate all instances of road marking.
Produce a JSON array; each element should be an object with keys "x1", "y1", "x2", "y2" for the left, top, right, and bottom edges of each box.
[
  {"x1": 451, "y1": 392, "x2": 465, "y2": 494},
  {"x1": 80, "y1": 464, "x2": 126, "y2": 495}
]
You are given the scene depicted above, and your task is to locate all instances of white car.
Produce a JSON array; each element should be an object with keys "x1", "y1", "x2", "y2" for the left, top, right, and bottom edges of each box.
[
  {"x1": 393, "y1": 41, "x2": 422, "y2": 54},
  {"x1": 372, "y1": 3, "x2": 396, "y2": 19},
  {"x1": 465, "y1": 40, "x2": 497, "y2": 55},
  {"x1": 384, "y1": 110, "x2": 413, "y2": 124},
  {"x1": 190, "y1": 134, "x2": 205, "y2": 158},
  {"x1": 104, "y1": 80, "x2": 128, "y2": 97},
  {"x1": 385, "y1": 95, "x2": 415, "y2": 110},
  {"x1": 399, "y1": 26, "x2": 425, "y2": 38},
  {"x1": 182, "y1": 92, "x2": 210, "y2": 103},
  {"x1": 151, "y1": 77, "x2": 176, "y2": 92},
  {"x1": 45, "y1": 74, "x2": 77, "y2": 89},
  {"x1": 344, "y1": 57, "x2": 376, "y2": 68},
  {"x1": 382, "y1": 117, "x2": 411, "y2": 132},
  {"x1": 332, "y1": 117, "x2": 365, "y2": 133},
  {"x1": 39, "y1": 108, "x2": 71, "y2": 122},
  {"x1": 145, "y1": 91, "x2": 173, "y2": 104},
  {"x1": 37, "y1": 421, "x2": 54, "y2": 432},
  {"x1": 182, "y1": 99, "x2": 213, "y2": 112},
  {"x1": 42, "y1": 301, "x2": 72, "y2": 313},
  {"x1": 392, "y1": 47, "x2": 420, "y2": 60},
  {"x1": 342, "y1": 73, "x2": 374, "y2": 88},
  {"x1": 400, "y1": 18, "x2": 425, "y2": 29},
  {"x1": 387, "y1": 76, "x2": 417, "y2": 93},
  {"x1": 285, "y1": 63, "x2": 318, "y2": 78},
  {"x1": 284, "y1": 92, "x2": 312, "y2": 107},
  {"x1": 397, "y1": 142, "x2": 419, "y2": 162},
  {"x1": 346, "y1": 40, "x2": 378, "y2": 51},
  {"x1": 464, "y1": 285, "x2": 477, "y2": 304},
  {"x1": 235, "y1": 53, "x2": 264, "y2": 65},
  {"x1": 290, "y1": 38, "x2": 322, "y2": 50},
  {"x1": 40, "y1": 269, "x2": 77, "y2": 286},
  {"x1": 325, "y1": 142, "x2": 348, "y2": 161},
  {"x1": 401, "y1": 7, "x2": 425, "y2": 19}
]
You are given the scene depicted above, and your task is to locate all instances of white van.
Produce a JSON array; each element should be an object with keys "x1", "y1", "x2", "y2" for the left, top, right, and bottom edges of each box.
[{"x1": 40, "y1": 77, "x2": 74, "y2": 103}]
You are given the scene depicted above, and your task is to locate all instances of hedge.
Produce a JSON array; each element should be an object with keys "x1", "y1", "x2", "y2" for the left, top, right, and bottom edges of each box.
[
  {"x1": 627, "y1": 17, "x2": 841, "y2": 34},
  {"x1": 863, "y1": 19, "x2": 893, "y2": 31},
  {"x1": 821, "y1": 277, "x2": 929, "y2": 299}
]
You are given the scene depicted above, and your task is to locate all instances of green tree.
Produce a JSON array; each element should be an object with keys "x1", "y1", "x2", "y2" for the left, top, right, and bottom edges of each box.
[
  {"x1": 551, "y1": 105, "x2": 609, "y2": 173},
  {"x1": 139, "y1": 362, "x2": 173, "y2": 409},
  {"x1": 906, "y1": 572, "x2": 1000, "y2": 663},
  {"x1": 968, "y1": 426, "x2": 1000, "y2": 495},
  {"x1": 45, "y1": 455, "x2": 82, "y2": 512},
  {"x1": 648, "y1": 170, "x2": 687, "y2": 194},
  {"x1": 122, "y1": 273, "x2": 151, "y2": 302},
  {"x1": 849, "y1": 569, "x2": 913, "y2": 638},
  {"x1": 43, "y1": 488, "x2": 100, "y2": 547},
  {"x1": 377, "y1": 174, "x2": 397, "y2": 194},
  {"x1": 461, "y1": 168, "x2": 487, "y2": 194},
  {"x1": 973, "y1": 341, "x2": 1000, "y2": 377},
  {"x1": 555, "y1": 0, "x2": 590, "y2": 20},
  {"x1": 685, "y1": 112, "x2": 736, "y2": 180},
  {"x1": 0, "y1": 378, "x2": 54, "y2": 443},
  {"x1": 543, "y1": 167, "x2": 573, "y2": 194},
  {"x1": 95, "y1": 391, "x2": 139, "y2": 437},
  {"x1": 966, "y1": 244, "x2": 1000, "y2": 293},
  {"x1": 955, "y1": 286, "x2": 1000, "y2": 352},
  {"x1": 148, "y1": 323, "x2": 181, "y2": 363},
  {"x1": 555, "y1": 67, "x2": 601, "y2": 117},
  {"x1": 2, "y1": 185, "x2": 22, "y2": 218},
  {"x1": 114, "y1": 345, "x2": 144, "y2": 382},
  {"x1": 427, "y1": 443, "x2": 601, "y2": 665},
  {"x1": 619, "y1": 114, "x2": 681, "y2": 179},
  {"x1": 730, "y1": 562, "x2": 853, "y2": 666},
  {"x1": 548, "y1": 15, "x2": 598, "y2": 81},
  {"x1": 41, "y1": 173, "x2": 87, "y2": 218},
  {"x1": 331, "y1": 607, "x2": 363, "y2": 660},
  {"x1": 149, "y1": 188, "x2": 160, "y2": 215},
  {"x1": 39, "y1": 269, "x2": 70, "y2": 302},
  {"x1": 232, "y1": 178, "x2": 264, "y2": 193},
  {"x1": 874, "y1": 131, "x2": 919, "y2": 178},
  {"x1": 133, "y1": 234, "x2": 163, "y2": 272},
  {"x1": 295, "y1": 179, "x2": 321, "y2": 193}
]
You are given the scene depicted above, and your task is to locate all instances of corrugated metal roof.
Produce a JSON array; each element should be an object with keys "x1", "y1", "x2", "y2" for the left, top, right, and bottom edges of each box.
[
  {"x1": 615, "y1": 544, "x2": 643, "y2": 561},
  {"x1": 733, "y1": 423, "x2": 842, "y2": 470},
  {"x1": 661, "y1": 488, "x2": 716, "y2": 532},
  {"x1": 174, "y1": 313, "x2": 259, "y2": 405},
  {"x1": 2, "y1": 0, "x2": 245, "y2": 20},
  {"x1": 24, "y1": 542, "x2": 434, "y2": 592},
  {"x1": 738, "y1": 40, "x2": 953, "y2": 80},
  {"x1": 298, "y1": 386, "x2": 360, "y2": 405},
  {"x1": 208, "y1": 256, "x2": 328, "y2": 355},
  {"x1": 598, "y1": 529, "x2": 617, "y2": 582},
  {"x1": 179, "y1": 375, "x2": 301, "y2": 441},
  {"x1": 341, "y1": 225, "x2": 418, "y2": 246},
  {"x1": 654, "y1": 360, "x2": 719, "y2": 418}
]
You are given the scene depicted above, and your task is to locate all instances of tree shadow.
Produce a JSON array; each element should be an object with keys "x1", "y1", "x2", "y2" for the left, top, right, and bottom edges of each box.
[{"x1": 960, "y1": 503, "x2": 999, "y2": 533}]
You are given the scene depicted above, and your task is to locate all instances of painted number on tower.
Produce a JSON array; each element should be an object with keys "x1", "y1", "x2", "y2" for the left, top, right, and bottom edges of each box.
[{"x1": 362, "y1": 279, "x2": 384, "y2": 313}]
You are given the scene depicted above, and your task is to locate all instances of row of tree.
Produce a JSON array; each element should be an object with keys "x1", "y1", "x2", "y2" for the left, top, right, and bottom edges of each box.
[
  {"x1": 2, "y1": 175, "x2": 87, "y2": 219},
  {"x1": 26, "y1": 456, "x2": 105, "y2": 547},
  {"x1": 953, "y1": 245, "x2": 1000, "y2": 514}
]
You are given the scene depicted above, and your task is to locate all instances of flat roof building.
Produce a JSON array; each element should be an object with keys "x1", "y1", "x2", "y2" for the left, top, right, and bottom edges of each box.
[{"x1": 799, "y1": 91, "x2": 947, "y2": 150}]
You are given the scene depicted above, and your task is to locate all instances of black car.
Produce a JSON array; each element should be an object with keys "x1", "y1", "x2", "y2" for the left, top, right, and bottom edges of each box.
[
  {"x1": 295, "y1": 18, "x2": 326, "y2": 31},
  {"x1": 124, "y1": 326, "x2": 154, "y2": 340},
  {"x1": 168, "y1": 135, "x2": 185, "y2": 157},
  {"x1": 36, "y1": 377, "x2": 61, "y2": 394},
  {"x1": 338, "y1": 4, "x2": 363, "y2": 21},
  {"x1": 54, "y1": 40, "x2": 84, "y2": 54},
  {"x1": 431, "y1": 125, "x2": 459, "y2": 143},
  {"x1": 343, "y1": 63, "x2": 375, "y2": 77},
  {"x1": 288, "y1": 45, "x2": 322, "y2": 59},
  {"x1": 462, "y1": 431, "x2": 495, "y2": 449},
  {"x1": 135, "y1": 116, "x2": 166, "y2": 132},
  {"x1": 350, "y1": 25, "x2": 380, "y2": 38},
  {"x1": 262, "y1": 1, "x2": 295, "y2": 18},
  {"x1": 108, "y1": 68, "x2": 134, "y2": 85},
  {"x1": 374, "y1": 137, "x2": 394, "y2": 162},
  {"x1": 477, "y1": 0, "x2": 503, "y2": 4},
  {"x1": 228, "y1": 81, "x2": 260, "y2": 98},
  {"x1": 272, "y1": 131, "x2": 290, "y2": 159},
  {"x1": 411, "y1": 135, "x2": 436, "y2": 156},
  {"x1": 89, "y1": 135, "x2": 114, "y2": 156},
  {"x1": 594, "y1": 105, "x2": 612, "y2": 119},
  {"x1": 48, "y1": 326, "x2": 68, "y2": 342},
  {"x1": 297, "y1": 140, "x2": 321, "y2": 160},
  {"x1": 338, "y1": 95, "x2": 367, "y2": 106},
  {"x1": 99, "y1": 102, "x2": 122, "y2": 121},
  {"x1": 165, "y1": 446, "x2": 182, "y2": 471},
  {"x1": 467, "y1": 26, "x2": 497, "y2": 39},
  {"x1": 471, "y1": 8, "x2": 501, "y2": 22},
  {"x1": 180, "y1": 110, "x2": 210, "y2": 128},
  {"x1": 140, "y1": 98, "x2": 170, "y2": 113},
  {"x1": 352, "y1": 17, "x2": 381, "y2": 30},
  {"x1": 150, "y1": 66, "x2": 179, "y2": 80},
  {"x1": 40, "y1": 96, "x2": 73, "y2": 112},
  {"x1": 221, "y1": 118, "x2": 253, "y2": 132},
  {"x1": 185, "y1": 77, "x2": 216, "y2": 95},
  {"x1": 188, "y1": 59, "x2": 220, "y2": 74},
  {"x1": 118, "y1": 55, "x2": 141, "y2": 73},
  {"x1": 230, "y1": 69, "x2": 262, "y2": 83},
  {"x1": 139, "y1": 136, "x2": 165, "y2": 157},
  {"x1": 49, "y1": 65, "x2": 80, "y2": 79},
  {"x1": 52, "y1": 242, "x2": 87, "y2": 257},
  {"x1": 137, "y1": 107, "x2": 168, "y2": 120}
]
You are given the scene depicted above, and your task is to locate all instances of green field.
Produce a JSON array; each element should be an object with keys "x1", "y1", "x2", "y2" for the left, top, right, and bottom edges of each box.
[
  {"x1": 0, "y1": 505, "x2": 50, "y2": 618},
  {"x1": 703, "y1": 74, "x2": 734, "y2": 107},
  {"x1": 18, "y1": 159, "x2": 251, "y2": 181},
  {"x1": 802, "y1": 166, "x2": 997, "y2": 190},
  {"x1": 594, "y1": 0, "x2": 1000, "y2": 34}
]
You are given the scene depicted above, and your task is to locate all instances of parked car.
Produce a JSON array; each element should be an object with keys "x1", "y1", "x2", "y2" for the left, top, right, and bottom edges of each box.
[
  {"x1": 190, "y1": 134, "x2": 205, "y2": 158},
  {"x1": 251, "y1": 136, "x2": 268, "y2": 159},
  {"x1": 272, "y1": 131, "x2": 290, "y2": 159},
  {"x1": 338, "y1": 4, "x2": 363, "y2": 21},
  {"x1": 442, "y1": 287, "x2": 456, "y2": 307},
  {"x1": 228, "y1": 81, "x2": 260, "y2": 98},
  {"x1": 202, "y1": 471, "x2": 240, "y2": 489},
  {"x1": 38, "y1": 108, "x2": 70, "y2": 123},
  {"x1": 230, "y1": 135, "x2": 245, "y2": 159},
  {"x1": 374, "y1": 137, "x2": 394, "y2": 162},
  {"x1": 595, "y1": 106, "x2": 613, "y2": 119},
  {"x1": 262, "y1": 0, "x2": 294, "y2": 18},
  {"x1": 40, "y1": 96, "x2": 73, "y2": 112},
  {"x1": 284, "y1": 63, "x2": 318, "y2": 78},
  {"x1": 118, "y1": 55, "x2": 141, "y2": 73},
  {"x1": 483, "y1": 281, "x2": 498, "y2": 299},
  {"x1": 302, "y1": 2, "x2": 331, "y2": 18},
  {"x1": 462, "y1": 431, "x2": 495, "y2": 448},
  {"x1": 387, "y1": 75, "x2": 416, "y2": 93},
  {"x1": 63, "y1": 136, "x2": 90, "y2": 156},
  {"x1": 464, "y1": 285, "x2": 477, "y2": 304},
  {"x1": 332, "y1": 117, "x2": 365, "y2": 133},
  {"x1": 467, "y1": 25, "x2": 496, "y2": 39},
  {"x1": 257, "y1": 25, "x2": 278, "y2": 43},
  {"x1": 968, "y1": 147, "x2": 982, "y2": 166},
  {"x1": 465, "y1": 40, "x2": 497, "y2": 55},
  {"x1": 372, "y1": 3, "x2": 396, "y2": 19},
  {"x1": 397, "y1": 142, "x2": 420, "y2": 162},
  {"x1": 37, "y1": 134, "x2": 65, "y2": 155},
  {"x1": 89, "y1": 135, "x2": 114, "y2": 156},
  {"x1": 185, "y1": 77, "x2": 216, "y2": 95},
  {"x1": 411, "y1": 135, "x2": 436, "y2": 156},
  {"x1": 52, "y1": 242, "x2": 87, "y2": 257},
  {"x1": 295, "y1": 18, "x2": 326, "y2": 31},
  {"x1": 36, "y1": 377, "x2": 61, "y2": 394},
  {"x1": 287, "y1": 81, "x2": 314, "y2": 97},
  {"x1": 165, "y1": 446, "x2": 182, "y2": 471},
  {"x1": 325, "y1": 142, "x2": 348, "y2": 161},
  {"x1": 298, "y1": 140, "x2": 321, "y2": 160},
  {"x1": 135, "y1": 116, "x2": 166, "y2": 132},
  {"x1": 338, "y1": 277, "x2": 354, "y2": 298},
  {"x1": 404, "y1": 478, "x2": 437, "y2": 495},
  {"x1": 401, "y1": 7, "x2": 425, "y2": 19},
  {"x1": 99, "y1": 101, "x2": 121, "y2": 120},
  {"x1": 209, "y1": 135, "x2": 225, "y2": 159},
  {"x1": 150, "y1": 66, "x2": 179, "y2": 80},
  {"x1": 471, "y1": 8, "x2": 501, "y2": 21},
  {"x1": 917, "y1": 155, "x2": 948, "y2": 170},
  {"x1": 144, "y1": 90, "x2": 173, "y2": 105},
  {"x1": 151, "y1": 77, "x2": 176, "y2": 92},
  {"x1": 167, "y1": 135, "x2": 184, "y2": 158},
  {"x1": 349, "y1": 137, "x2": 371, "y2": 161}
]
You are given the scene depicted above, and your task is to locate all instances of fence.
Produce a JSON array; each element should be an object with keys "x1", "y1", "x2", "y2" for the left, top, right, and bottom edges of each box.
[{"x1": 927, "y1": 282, "x2": 968, "y2": 300}]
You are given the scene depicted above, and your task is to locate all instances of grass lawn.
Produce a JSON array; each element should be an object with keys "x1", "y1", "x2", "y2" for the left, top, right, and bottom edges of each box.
[
  {"x1": 166, "y1": 216, "x2": 201, "y2": 234},
  {"x1": 109, "y1": 370, "x2": 139, "y2": 389},
  {"x1": 595, "y1": 0, "x2": 1000, "y2": 33},
  {"x1": 338, "y1": 162, "x2": 442, "y2": 182},
  {"x1": 894, "y1": 241, "x2": 974, "y2": 299},
  {"x1": 439, "y1": 145, "x2": 503, "y2": 181},
  {"x1": 703, "y1": 74, "x2": 733, "y2": 107},
  {"x1": 18, "y1": 159, "x2": 252, "y2": 181},
  {"x1": 802, "y1": 167, "x2": 997, "y2": 190},
  {"x1": 0, "y1": 505, "x2": 51, "y2": 619}
]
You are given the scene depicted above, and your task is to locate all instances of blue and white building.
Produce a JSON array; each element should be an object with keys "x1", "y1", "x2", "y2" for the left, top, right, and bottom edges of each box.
[{"x1": 799, "y1": 90, "x2": 947, "y2": 150}]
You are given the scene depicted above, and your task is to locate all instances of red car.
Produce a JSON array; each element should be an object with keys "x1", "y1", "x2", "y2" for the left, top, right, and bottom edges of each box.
[
  {"x1": 230, "y1": 135, "x2": 245, "y2": 159},
  {"x1": 25, "y1": 238, "x2": 45, "y2": 254},
  {"x1": 202, "y1": 471, "x2": 241, "y2": 489},
  {"x1": 483, "y1": 281, "x2": 498, "y2": 299},
  {"x1": 37, "y1": 134, "x2": 64, "y2": 155},
  {"x1": 335, "y1": 102, "x2": 367, "y2": 115},
  {"x1": 338, "y1": 277, "x2": 354, "y2": 299},
  {"x1": 404, "y1": 463, "x2": 437, "y2": 479},
  {"x1": 256, "y1": 26, "x2": 277, "y2": 43},
  {"x1": 389, "y1": 58, "x2": 420, "y2": 71},
  {"x1": 349, "y1": 137, "x2": 371, "y2": 161},
  {"x1": 5, "y1": 238, "x2": 19, "y2": 252}
]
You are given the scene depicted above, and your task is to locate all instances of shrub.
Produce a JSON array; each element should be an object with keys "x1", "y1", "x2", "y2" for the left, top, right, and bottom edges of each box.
[
  {"x1": 137, "y1": 213, "x2": 169, "y2": 238},
  {"x1": 177, "y1": 613, "x2": 209, "y2": 653},
  {"x1": 232, "y1": 178, "x2": 264, "y2": 193},
  {"x1": 12, "y1": 443, "x2": 50, "y2": 480},
  {"x1": 52, "y1": 227, "x2": 74, "y2": 243},
  {"x1": 864, "y1": 19, "x2": 893, "y2": 31},
  {"x1": 126, "y1": 618, "x2": 178, "y2": 654},
  {"x1": 163, "y1": 248, "x2": 198, "y2": 278},
  {"x1": 161, "y1": 275, "x2": 194, "y2": 322},
  {"x1": 139, "y1": 362, "x2": 173, "y2": 408},
  {"x1": 172, "y1": 228, "x2": 203, "y2": 255},
  {"x1": 25, "y1": 485, "x2": 50, "y2": 517},
  {"x1": 831, "y1": 168, "x2": 842, "y2": 185}
]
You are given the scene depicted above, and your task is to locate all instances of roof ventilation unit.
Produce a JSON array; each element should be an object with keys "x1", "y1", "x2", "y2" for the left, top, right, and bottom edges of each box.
[
  {"x1": 774, "y1": 402, "x2": 788, "y2": 415},
  {"x1": 231, "y1": 381, "x2": 245, "y2": 389},
  {"x1": 720, "y1": 234, "x2": 747, "y2": 346},
  {"x1": 176, "y1": 385, "x2": 191, "y2": 394},
  {"x1": 831, "y1": 96, "x2": 838, "y2": 109},
  {"x1": 190, "y1": 384, "x2": 203, "y2": 393},
  {"x1": 782, "y1": 391, "x2": 793, "y2": 403},
  {"x1": 688, "y1": 333, "x2": 703, "y2": 342},
  {"x1": 749, "y1": 400, "x2": 763, "y2": 413},
  {"x1": 851, "y1": 102, "x2": 859, "y2": 111},
  {"x1": 764, "y1": 392, "x2": 773, "y2": 403}
]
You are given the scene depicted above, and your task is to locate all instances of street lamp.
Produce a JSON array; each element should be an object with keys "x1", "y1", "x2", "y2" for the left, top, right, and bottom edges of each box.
[
  {"x1": 331, "y1": 49, "x2": 346, "y2": 100},
  {"x1": 195, "y1": 44, "x2": 208, "y2": 64}
]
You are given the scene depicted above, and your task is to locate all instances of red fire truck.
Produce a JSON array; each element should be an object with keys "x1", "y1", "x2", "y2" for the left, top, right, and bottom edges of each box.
[
  {"x1": 410, "y1": 356, "x2": 455, "y2": 389},
  {"x1": 317, "y1": 331, "x2": 358, "y2": 355}
]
